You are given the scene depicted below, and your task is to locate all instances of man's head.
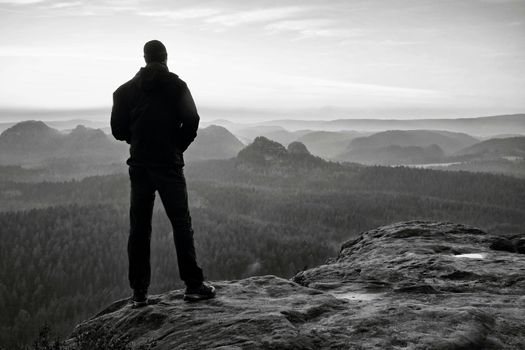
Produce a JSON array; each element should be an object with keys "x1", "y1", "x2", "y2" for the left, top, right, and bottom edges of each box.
[{"x1": 143, "y1": 40, "x2": 167, "y2": 64}]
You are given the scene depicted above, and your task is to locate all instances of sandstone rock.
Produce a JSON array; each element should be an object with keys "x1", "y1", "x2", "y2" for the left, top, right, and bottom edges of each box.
[
  {"x1": 490, "y1": 237, "x2": 516, "y2": 253},
  {"x1": 490, "y1": 236, "x2": 525, "y2": 254},
  {"x1": 513, "y1": 238, "x2": 525, "y2": 254},
  {"x1": 287, "y1": 142, "x2": 311, "y2": 155},
  {"x1": 66, "y1": 221, "x2": 525, "y2": 349},
  {"x1": 237, "y1": 136, "x2": 288, "y2": 164}
]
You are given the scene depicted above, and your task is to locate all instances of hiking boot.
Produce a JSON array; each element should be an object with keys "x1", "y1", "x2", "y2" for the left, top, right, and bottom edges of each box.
[
  {"x1": 184, "y1": 282, "x2": 216, "y2": 302},
  {"x1": 131, "y1": 289, "x2": 148, "y2": 308}
]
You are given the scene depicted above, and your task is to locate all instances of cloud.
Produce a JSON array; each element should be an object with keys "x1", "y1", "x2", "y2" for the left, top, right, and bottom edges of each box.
[
  {"x1": 0, "y1": 0, "x2": 141, "y2": 16},
  {"x1": 136, "y1": 5, "x2": 310, "y2": 28},
  {"x1": 290, "y1": 75, "x2": 442, "y2": 99},
  {"x1": 479, "y1": 0, "x2": 525, "y2": 3},
  {"x1": 203, "y1": 6, "x2": 306, "y2": 27},
  {"x1": 46, "y1": 1, "x2": 83, "y2": 9},
  {"x1": 485, "y1": 50, "x2": 525, "y2": 58},
  {"x1": 381, "y1": 40, "x2": 423, "y2": 46},
  {"x1": 139, "y1": 8, "x2": 222, "y2": 21},
  {"x1": 136, "y1": 4, "x2": 364, "y2": 40},
  {"x1": 0, "y1": 45, "x2": 134, "y2": 61},
  {"x1": 265, "y1": 19, "x2": 364, "y2": 39},
  {"x1": 0, "y1": 0, "x2": 46, "y2": 3}
]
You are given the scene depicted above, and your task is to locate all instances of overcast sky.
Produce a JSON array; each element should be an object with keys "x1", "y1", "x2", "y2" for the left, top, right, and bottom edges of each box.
[{"x1": 0, "y1": 0, "x2": 524, "y2": 120}]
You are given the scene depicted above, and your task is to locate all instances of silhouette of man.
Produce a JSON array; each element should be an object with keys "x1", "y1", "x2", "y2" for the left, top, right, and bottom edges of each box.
[{"x1": 111, "y1": 40, "x2": 215, "y2": 306}]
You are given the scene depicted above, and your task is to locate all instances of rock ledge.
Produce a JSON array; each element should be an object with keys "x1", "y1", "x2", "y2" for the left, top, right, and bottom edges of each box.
[{"x1": 67, "y1": 221, "x2": 525, "y2": 349}]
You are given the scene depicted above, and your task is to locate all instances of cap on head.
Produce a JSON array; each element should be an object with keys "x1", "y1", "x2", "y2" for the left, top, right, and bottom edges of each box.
[{"x1": 143, "y1": 40, "x2": 167, "y2": 63}]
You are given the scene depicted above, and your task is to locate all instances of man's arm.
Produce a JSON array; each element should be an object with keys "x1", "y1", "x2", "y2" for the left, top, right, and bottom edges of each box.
[
  {"x1": 110, "y1": 88, "x2": 131, "y2": 143},
  {"x1": 176, "y1": 84, "x2": 200, "y2": 152}
]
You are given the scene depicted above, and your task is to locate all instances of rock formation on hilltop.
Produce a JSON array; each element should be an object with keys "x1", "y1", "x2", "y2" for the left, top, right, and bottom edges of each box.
[
  {"x1": 236, "y1": 137, "x2": 337, "y2": 172},
  {"x1": 287, "y1": 141, "x2": 310, "y2": 155},
  {"x1": 237, "y1": 136, "x2": 288, "y2": 163},
  {"x1": 66, "y1": 221, "x2": 525, "y2": 349}
]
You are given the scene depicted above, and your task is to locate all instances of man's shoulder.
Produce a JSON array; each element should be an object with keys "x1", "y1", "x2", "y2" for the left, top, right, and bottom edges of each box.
[
  {"x1": 166, "y1": 72, "x2": 188, "y2": 89},
  {"x1": 113, "y1": 79, "x2": 136, "y2": 97},
  {"x1": 112, "y1": 70, "x2": 188, "y2": 97}
]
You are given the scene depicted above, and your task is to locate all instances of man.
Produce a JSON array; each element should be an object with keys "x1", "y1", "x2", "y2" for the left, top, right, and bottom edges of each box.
[{"x1": 111, "y1": 40, "x2": 215, "y2": 307}]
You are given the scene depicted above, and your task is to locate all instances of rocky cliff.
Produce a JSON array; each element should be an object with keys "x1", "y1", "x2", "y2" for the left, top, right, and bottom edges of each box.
[
  {"x1": 235, "y1": 137, "x2": 339, "y2": 174},
  {"x1": 66, "y1": 221, "x2": 525, "y2": 349}
]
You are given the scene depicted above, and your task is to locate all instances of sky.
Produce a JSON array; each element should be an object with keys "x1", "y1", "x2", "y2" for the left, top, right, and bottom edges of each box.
[{"x1": 0, "y1": 0, "x2": 524, "y2": 121}]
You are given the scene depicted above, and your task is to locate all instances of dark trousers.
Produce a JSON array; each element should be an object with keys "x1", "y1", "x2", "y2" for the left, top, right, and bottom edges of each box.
[{"x1": 128, "y1": 166, "x2": 204, "y2": 292}]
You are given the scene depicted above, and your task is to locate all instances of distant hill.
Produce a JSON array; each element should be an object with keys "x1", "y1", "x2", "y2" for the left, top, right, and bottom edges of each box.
[
  {"x1": 262, "y1": 129, "x2": 311, "y2": 145},
  {"x1": 0, "y1": 107, "x2": 109, "y2": 132},
  {"x1": 296, "y1": 131, "x2": 365, "y2": 159},
  {"x1": 185, "y1": 125, "x2": 244, "y2": 161},
  {"x1": 338, "y1": 144, "x2": 445, "y2": 165},
  {"x1": 0, "y1": 119, "x2": 109, "y2": 134},
  {"x1": 455, "y1": 136, "x2": 525, "y2": 158},
  {"x1": 231, "y1": 125, "x2": 310, "y2": 144},
  {"x1": 479, "y1": 134, "x2": 525, "y2": 141},
  {"x1": 255, "y1": 114, "x2": 525, "y2": 136},
  {"x1": 333, "y1": 129, "x2": 476, "y2": 165},
  {"x1": 232, "y1": 125, "x2": 288, "y2": 143},
  {"x1": 59, "y1": 125, "x2": 124, "y2": 160},
  {"x1": 346, "y1": 130, "x2": 478, "y2": 154},
  {"x1": 0, "y1": 121, "x2": 127, "y2": 165},
  {"x1": 0, "y1": 121, "x2": 246, "y2": 168},
  {"x1": 0, "y1": 121, "x2": 62, "y2": 164}
]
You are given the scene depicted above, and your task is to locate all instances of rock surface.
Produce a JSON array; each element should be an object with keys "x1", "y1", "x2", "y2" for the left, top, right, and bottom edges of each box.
[
  {"x1": 66, "y1": 221, "x2": 525, "y2": 349},
  {"x1": 236, "y1": 137, "x2": 338, "y2": 173},
  {"x1": 287, "y1": 142, "x2": 311, "y2": 155}
]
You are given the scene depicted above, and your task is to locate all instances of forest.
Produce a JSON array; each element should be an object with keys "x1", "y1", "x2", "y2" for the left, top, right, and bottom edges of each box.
[{"x1": 1, "y1": 153, "x2": 525, "y2": 348}]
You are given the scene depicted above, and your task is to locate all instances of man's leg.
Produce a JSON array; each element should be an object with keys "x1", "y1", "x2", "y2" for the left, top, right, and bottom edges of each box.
[
  {"x1": 154, "y1": 167, "x2": 204, "y2": 288},
  {"x1": 128, "y1": 166, "x2": 156, "y2": 294}
]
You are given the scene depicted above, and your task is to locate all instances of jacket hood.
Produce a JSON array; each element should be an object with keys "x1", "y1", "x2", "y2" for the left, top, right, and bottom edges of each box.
[{"x1": 133, "y1": 63, "x2": 178, "y2": 91}]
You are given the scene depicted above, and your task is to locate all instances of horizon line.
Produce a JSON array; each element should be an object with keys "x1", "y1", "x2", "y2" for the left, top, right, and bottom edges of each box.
[{"x1": 0, "y1": 106, "x2": 524, "y2": 122}]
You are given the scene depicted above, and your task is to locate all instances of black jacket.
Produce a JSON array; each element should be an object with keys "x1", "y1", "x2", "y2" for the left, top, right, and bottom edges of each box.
[{"x1": 111, "y1": 63, "x2": 200, "y2": 167}]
